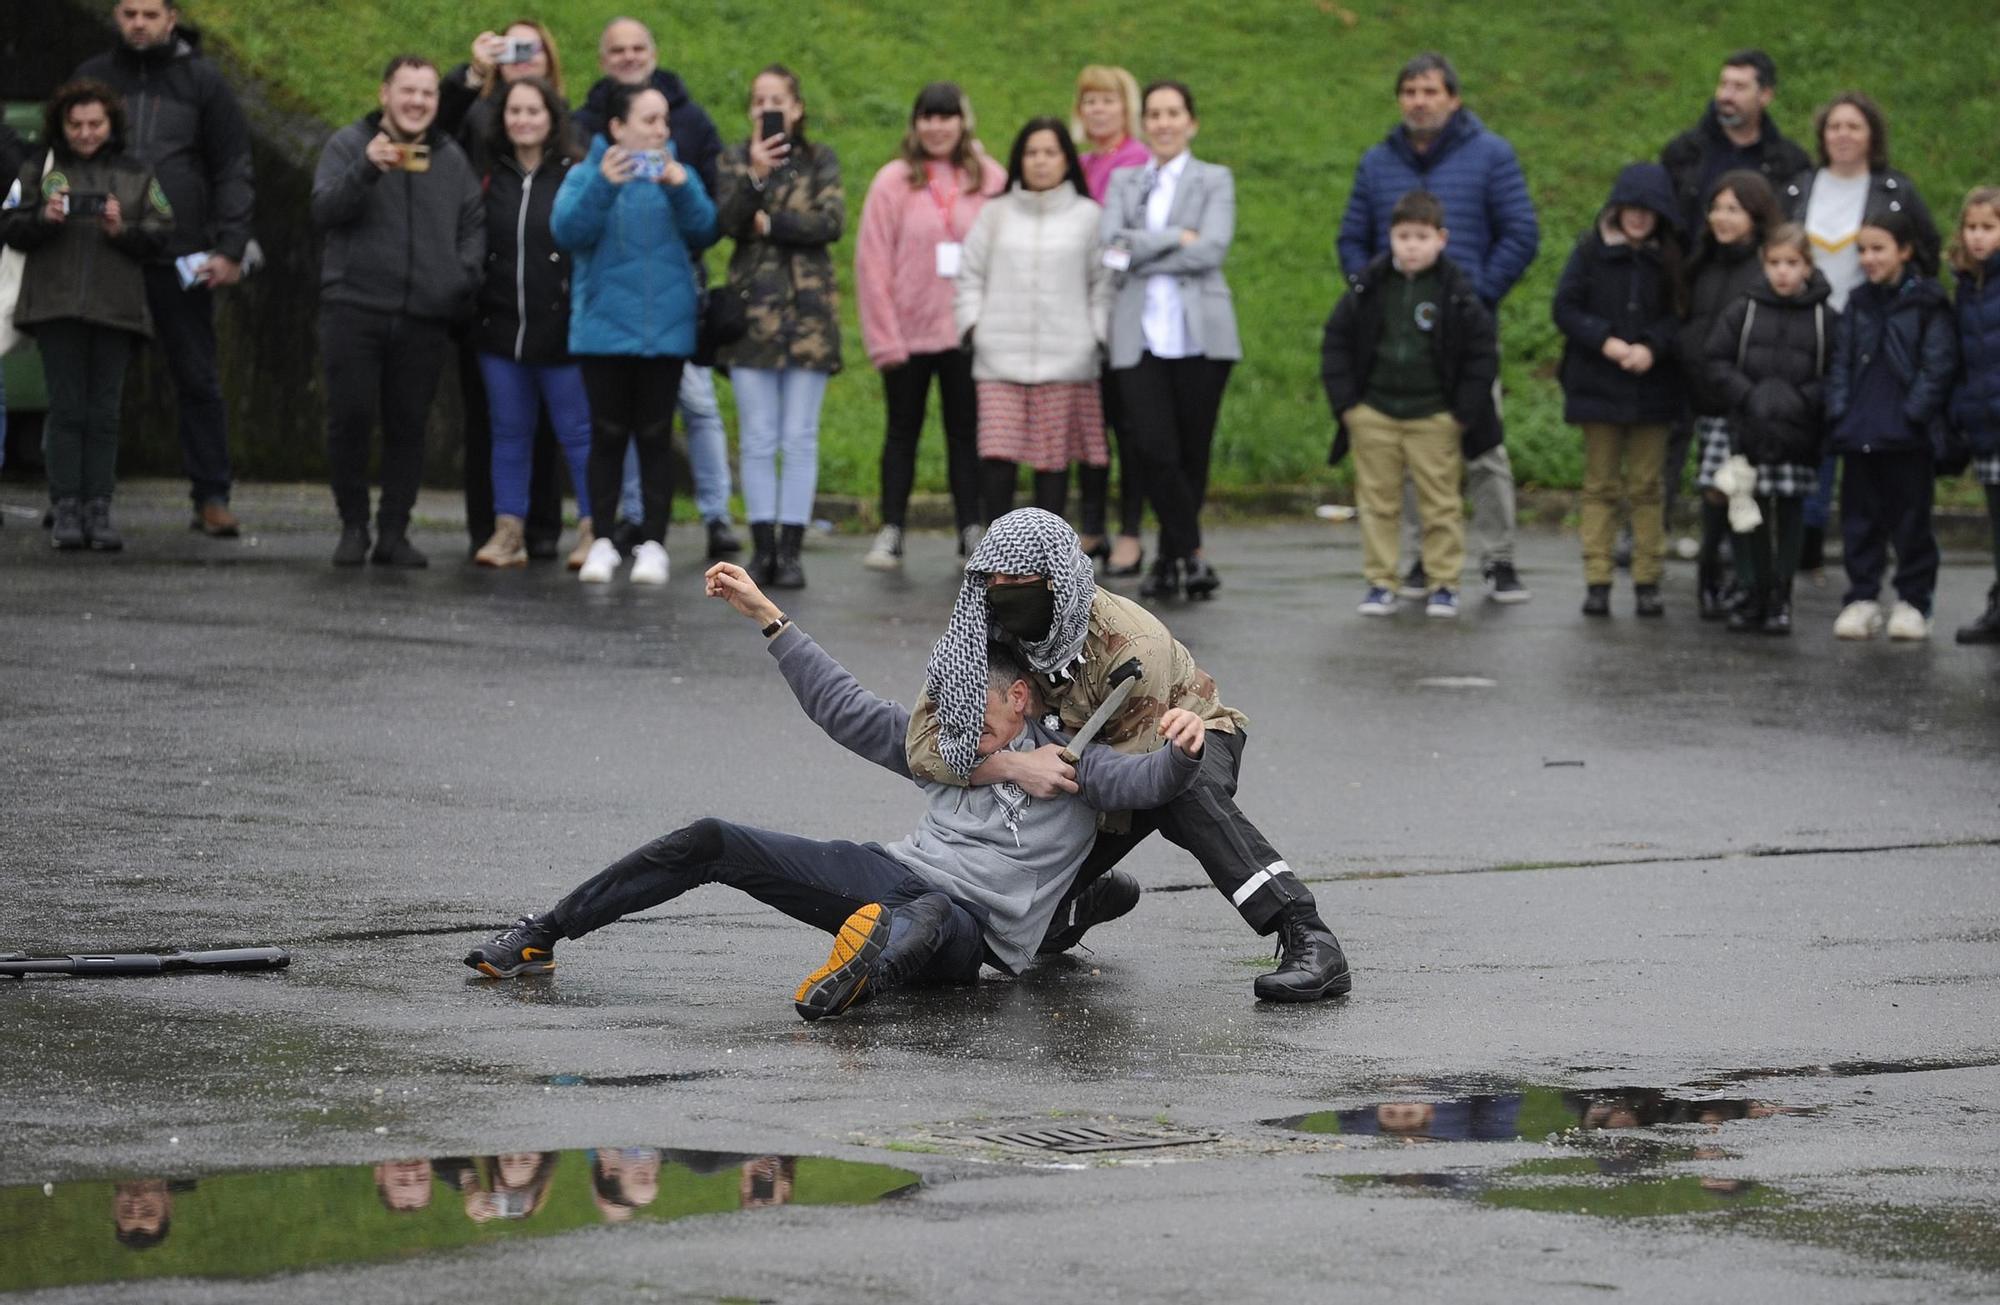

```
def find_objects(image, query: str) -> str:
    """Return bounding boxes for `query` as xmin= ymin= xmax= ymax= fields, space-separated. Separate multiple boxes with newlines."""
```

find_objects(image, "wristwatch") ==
xmin=761 ymin=614 xmax=790 ymax=638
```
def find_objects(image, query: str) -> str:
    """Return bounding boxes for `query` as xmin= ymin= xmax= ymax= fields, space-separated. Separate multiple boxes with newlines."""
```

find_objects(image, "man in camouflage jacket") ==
xmin=905 ymin=509 xmax=1353 ymax=1002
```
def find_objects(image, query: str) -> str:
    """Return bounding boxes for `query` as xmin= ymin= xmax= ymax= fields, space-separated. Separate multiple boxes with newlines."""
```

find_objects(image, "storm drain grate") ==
xmin=959 ymin=1125 xmax=1214 ymax=1154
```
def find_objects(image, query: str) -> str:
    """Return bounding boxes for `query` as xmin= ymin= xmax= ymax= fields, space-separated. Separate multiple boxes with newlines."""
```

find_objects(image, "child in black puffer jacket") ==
xmin=1703 ymin=224 xmax=1833 ymax=635
xmin=1679 ymin=169 xmax=1785 ymax=619
xmin=1824 ymin=208 xmax=1959 ymax=641
xmin=1947 ymin=186 xmax=2000 ymax=645
xmin=1553 ymin=162 xmax=1685 ymax=617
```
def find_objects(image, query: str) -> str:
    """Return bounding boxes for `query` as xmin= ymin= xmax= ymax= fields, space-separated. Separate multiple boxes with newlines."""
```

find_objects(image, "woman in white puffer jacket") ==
xmin=955 ymin=117 xmax=1114 ymax=526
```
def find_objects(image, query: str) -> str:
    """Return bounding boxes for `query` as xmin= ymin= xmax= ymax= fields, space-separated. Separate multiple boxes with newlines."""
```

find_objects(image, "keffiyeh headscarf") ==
xmin=925 ymin=509 xmax=1098 ymax=780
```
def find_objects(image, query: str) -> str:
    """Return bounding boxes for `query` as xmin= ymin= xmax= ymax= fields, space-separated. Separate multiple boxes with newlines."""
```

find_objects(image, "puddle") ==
xmin=1268 ymin=1084 xmax=1815 ymax=1143
xmin=1338 ymin=1169 xmax=1778 ymax=1217
xmin=0 ymin=1145 xmax=919 ymax=1292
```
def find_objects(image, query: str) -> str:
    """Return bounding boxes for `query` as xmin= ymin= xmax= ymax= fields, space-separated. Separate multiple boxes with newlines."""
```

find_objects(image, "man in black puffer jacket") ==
xmin=75 ymin=0 xmax=255 ymax=536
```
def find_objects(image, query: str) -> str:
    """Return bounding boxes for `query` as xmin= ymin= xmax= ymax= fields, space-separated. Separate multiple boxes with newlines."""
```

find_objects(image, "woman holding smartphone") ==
xmin=2 ymin=79 xmax=173 ymax=552
xmin=854 ymin=82 xmax=1006 ymax=571
xmin=551 ymin=82 xmax=716 ymax=585
xmin=1100 ymin=80 xmax=1239 ymax=600
xmin=714 ymin=64 xmax=844 ymax=589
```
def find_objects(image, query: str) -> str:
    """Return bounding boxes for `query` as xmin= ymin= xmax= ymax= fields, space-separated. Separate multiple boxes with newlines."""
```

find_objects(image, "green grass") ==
xmin=189 ymin=0 xmax=2000 ymax=496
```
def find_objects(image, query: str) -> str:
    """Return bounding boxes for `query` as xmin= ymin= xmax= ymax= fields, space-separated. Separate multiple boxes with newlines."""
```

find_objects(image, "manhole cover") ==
xmin=957 ymin=1125 xmax=1214 ymax=1155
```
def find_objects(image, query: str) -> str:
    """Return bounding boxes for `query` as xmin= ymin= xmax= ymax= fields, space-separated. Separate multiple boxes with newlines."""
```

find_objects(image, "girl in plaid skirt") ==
xmin=1680 ymin=170 xmax=1785 ymax=618
xmin=1702 ymin=224 xmax=1833 ymax=634
xmin=1948 ymin=187 xmax=2000 ymax=644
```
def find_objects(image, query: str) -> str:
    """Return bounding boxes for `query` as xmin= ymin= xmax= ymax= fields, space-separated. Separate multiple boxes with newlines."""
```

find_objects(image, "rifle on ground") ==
xmin=0 ymin=947 xmax=291 ymax=977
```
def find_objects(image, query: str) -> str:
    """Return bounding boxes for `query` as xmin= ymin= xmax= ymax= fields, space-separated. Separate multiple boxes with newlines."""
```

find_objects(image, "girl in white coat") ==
xmin=955 ymin=118 xmax=1113 ymax=523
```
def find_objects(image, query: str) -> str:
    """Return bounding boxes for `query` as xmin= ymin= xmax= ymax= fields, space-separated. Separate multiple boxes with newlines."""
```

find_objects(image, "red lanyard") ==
xmin=926 ymin=165 xmax=962 ymax=238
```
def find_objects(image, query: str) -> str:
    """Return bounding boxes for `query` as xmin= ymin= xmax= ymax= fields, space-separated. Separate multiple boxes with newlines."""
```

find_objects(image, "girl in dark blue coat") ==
xmin=1948 ymin=187 xmax=2000 ymax=644
xmin=1553 ymin=163 xmax=1684 ymax=617
xmin=1823 ymin=209 xmax=1958 ymax=640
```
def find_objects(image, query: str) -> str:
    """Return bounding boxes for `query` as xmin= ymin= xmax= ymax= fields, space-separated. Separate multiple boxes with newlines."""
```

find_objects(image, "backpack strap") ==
xmin=1736 ymin=300 xmax=1757 ymax=372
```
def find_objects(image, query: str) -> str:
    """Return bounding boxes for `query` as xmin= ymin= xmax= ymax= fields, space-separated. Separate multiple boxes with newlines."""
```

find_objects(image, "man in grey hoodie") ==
xmin=465 ymin=561 xmax=1205 ymax=1022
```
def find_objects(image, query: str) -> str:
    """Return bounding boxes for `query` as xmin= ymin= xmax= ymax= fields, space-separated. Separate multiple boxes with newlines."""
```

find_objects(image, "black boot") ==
xmin=1957 ymin=583 xmax=2000 ymax=645
xmin=1761 ymin=591 xmax=1793 ymax=636
xmin=371 ymin=529 xmax=429 ymax=568
xmin=1697 ymin=562 xmax=1727 ymax=620
xmin=49 ymin=498 xmax=86 ymax=551
xmin=81 ymin=498 xmax=123 ymax=552
xmin=1139 ymin=555 xmax=1181 ymax=600
xmin=1581 ymin=583 xmax=1611 ymax=617
xmin=747 ymin=521 xmax=777 ymax=585
xmin=1037 ymin=870 xmax=1142 ymax=956
xmin=332 ymin=523 xmax=370 ymax=566
xmin=1633 ymin=583 xmax=1664 ymax=617
xmin=1252 ymin=904 xmax=1352 ymax=1002
xmin=705 ymin=519 xmax=742 ymax=559
xmin=1726 ymin=591 xmax=1766 ymax=633
xmin=1182 ymin=556 xmax=1221 ymax=599
xmin=771 ymin=524 xmax=806 ymax=589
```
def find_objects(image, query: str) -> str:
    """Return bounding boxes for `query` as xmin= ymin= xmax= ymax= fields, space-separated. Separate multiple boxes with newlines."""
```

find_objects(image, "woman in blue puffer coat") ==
xmin=551 ymin=81 xmax=716 ymax=585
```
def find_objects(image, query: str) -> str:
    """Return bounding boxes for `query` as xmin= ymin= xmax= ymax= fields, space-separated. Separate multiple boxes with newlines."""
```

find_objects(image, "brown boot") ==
xmin=474 ymin=515 xmax=528 ymax=568
xmin=566 ymin=517 xmax=596 ymax=571
xmin=191 ymin=500 xmax=241 ymax=537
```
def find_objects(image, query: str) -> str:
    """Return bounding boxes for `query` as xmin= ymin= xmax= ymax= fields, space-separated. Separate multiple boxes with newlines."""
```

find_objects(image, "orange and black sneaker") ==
xmin=794 ymin=903 xmax=893 ymax=1022
xmin=465 ymin=916 xmax=559 ymax=979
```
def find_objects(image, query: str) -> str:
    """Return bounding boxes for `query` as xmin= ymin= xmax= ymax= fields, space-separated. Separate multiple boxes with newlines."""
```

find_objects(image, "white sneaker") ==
xmin=577 ymin=537 xmax=621 ymax=584
xmin=1885 ymin=601 xmax=1932 ymax=641
xmin=1833 ymin=600 xmax=1883 ymax=640
xmin=863 ymin=524 xmax=904 ymax=571
xmin=629 ymin=540 xmax=669 ymax=585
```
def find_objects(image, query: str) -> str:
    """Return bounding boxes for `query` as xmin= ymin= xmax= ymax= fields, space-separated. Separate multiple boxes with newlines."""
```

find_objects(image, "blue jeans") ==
xmin=734 ymin=366 xmax=829 ymax=525
xmin=543 ymin=817 xmax=986 ymax=985
xmin=615 ymin=363 xmax=734 ymax=525
xmin=477 ymin=355 xmax=593 ymax=521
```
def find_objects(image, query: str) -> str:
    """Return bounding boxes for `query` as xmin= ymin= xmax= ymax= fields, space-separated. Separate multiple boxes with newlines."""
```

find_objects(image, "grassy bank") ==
xmin=188 ymin=0 xmax=2000 ymax=498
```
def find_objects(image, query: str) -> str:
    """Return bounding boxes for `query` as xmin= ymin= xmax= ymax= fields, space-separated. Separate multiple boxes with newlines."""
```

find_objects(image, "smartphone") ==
xmin=759 ymin=109 xmax=785 ymax=144
xmin=65 ymin=192 xmax=109 ymax=217
xmin=495 ymin=37 xmax=541 ymax=66
xmin=397 ymin=143 xmax=432 ymax=173
xmin=629 ymin=149 xmax=668 ymax=182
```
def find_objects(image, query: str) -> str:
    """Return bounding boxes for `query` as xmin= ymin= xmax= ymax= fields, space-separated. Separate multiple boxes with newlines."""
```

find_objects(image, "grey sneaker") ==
xmin=958 ymin=523 xmax=986 ymax=558
xmin=863 ymin=524 xmax=904 ymax=571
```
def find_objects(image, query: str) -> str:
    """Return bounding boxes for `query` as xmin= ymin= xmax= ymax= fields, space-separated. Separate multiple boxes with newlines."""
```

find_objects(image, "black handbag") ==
xmin=696 ymin=281 xmax=750 ymax=367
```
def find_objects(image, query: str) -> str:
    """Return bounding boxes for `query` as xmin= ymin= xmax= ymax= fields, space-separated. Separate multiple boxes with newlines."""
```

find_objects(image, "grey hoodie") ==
xmin=768 ymin=625 xmax=1198 ymax=973
xmin=311 ymin=112 xmax=483 ymax=322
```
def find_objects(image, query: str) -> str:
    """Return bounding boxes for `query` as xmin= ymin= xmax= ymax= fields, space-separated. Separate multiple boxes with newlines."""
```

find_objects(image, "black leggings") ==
xmin=880 ymin=350 xmax=981 ymax=531
xmin=1736 ymin=495 xmax=1805 ymax=598
xmin=580 ymin=356 xmax=685 ymax=544
xmin=1114 ymin=354 xmax=1232 ymax=561
xmin=979 ymin=459 xmax=1070 ymax=523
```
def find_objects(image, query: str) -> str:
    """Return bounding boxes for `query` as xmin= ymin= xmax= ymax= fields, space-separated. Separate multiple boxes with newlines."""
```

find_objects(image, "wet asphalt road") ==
xmin=3 ymin=481 xmax=1998 ymax=1303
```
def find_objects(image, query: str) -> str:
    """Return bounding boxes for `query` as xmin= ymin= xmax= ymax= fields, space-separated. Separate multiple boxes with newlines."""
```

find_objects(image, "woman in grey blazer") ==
xmin=1100 ymin=80 xmax=1239 ymax=599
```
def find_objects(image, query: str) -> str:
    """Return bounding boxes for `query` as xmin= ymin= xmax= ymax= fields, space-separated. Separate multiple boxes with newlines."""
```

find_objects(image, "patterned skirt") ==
xmin=1694 ymin=415 xmax=1818 ymax=499
xmin=1976 ymin=453 xmax=2000 ymax=486
xmin=976 ymin=380 xmax=1108 ymax=472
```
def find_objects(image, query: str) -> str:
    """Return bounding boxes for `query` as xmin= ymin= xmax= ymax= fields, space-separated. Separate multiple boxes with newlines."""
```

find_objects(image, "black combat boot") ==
xmin=82 ymin=498 xmax=123 ymax=552
xmin=1038 ymin=870 xmax=1142 ymax=955
xmin=1957 ymin=584 xmax=2000 ymax=645
xmin=1252 ymin=903 xmax=1352 ymax=1002
xmin=771 ymin=523 xmax=806 ymax=589
xmin=747 ymin=521 xmax=777 ymax=585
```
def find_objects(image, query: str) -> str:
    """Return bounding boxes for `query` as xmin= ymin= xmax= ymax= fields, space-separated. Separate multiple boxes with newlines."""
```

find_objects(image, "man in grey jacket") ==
xmin=311 ymin=55 xmax=483 ymax=568
xmin=465 ymin=561 xmax=1205 ymax=1022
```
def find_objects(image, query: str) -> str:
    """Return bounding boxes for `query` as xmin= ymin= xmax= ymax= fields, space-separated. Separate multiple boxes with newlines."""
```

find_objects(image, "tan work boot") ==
xmin=566 ymin=517 xmax=596 ymax=571
xmin=474 ymin=515 xmax=529 ymax=568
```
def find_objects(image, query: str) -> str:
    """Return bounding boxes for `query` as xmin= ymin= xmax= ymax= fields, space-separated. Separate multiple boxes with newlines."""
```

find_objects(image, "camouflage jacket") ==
xmin=905 ymin=589 xmax=1245 ymax=831
xmin=714 ymin=139 xmax=844 ymax=372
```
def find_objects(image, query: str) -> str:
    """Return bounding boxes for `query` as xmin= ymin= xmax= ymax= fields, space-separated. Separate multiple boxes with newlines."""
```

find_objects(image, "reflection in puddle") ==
xmin=1 ymin=1146 xmax=919 ymax=1292
xmin=1268 ymin=1084 xmax=1815 ymax=1143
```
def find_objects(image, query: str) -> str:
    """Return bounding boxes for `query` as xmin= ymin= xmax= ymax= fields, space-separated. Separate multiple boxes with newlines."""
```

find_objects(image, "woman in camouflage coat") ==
xmin=715 ymin=64 xmax=844 ymax=589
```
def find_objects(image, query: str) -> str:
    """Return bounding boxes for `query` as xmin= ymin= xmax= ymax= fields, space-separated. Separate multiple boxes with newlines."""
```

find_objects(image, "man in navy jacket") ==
xmin=1337 ymin=53 xmax=1540 ymax=604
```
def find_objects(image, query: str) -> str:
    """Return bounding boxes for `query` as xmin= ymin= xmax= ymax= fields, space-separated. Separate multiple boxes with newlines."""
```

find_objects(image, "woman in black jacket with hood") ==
xmin=1553 ymin=162 xmax=1684 ymax=617
xmin=470 ymin=78 xmax=595 ymax=569
xmin=1703 ymin=224 xmax=1834 ymax=634
xmin=1679 ymin=169 xmax=1785 ymax=617
xmin=2 ymin=80 xmax=174 ymax=552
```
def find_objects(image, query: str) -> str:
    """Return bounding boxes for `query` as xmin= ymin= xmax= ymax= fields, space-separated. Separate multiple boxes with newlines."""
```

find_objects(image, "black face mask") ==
xmin=988 ymin=581 xmax=1056 ymax=642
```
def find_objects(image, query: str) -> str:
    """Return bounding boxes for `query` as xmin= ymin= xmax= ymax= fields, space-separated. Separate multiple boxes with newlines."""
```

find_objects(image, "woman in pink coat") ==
xmin=855 ymin=82 xmax=1005 ymax=571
